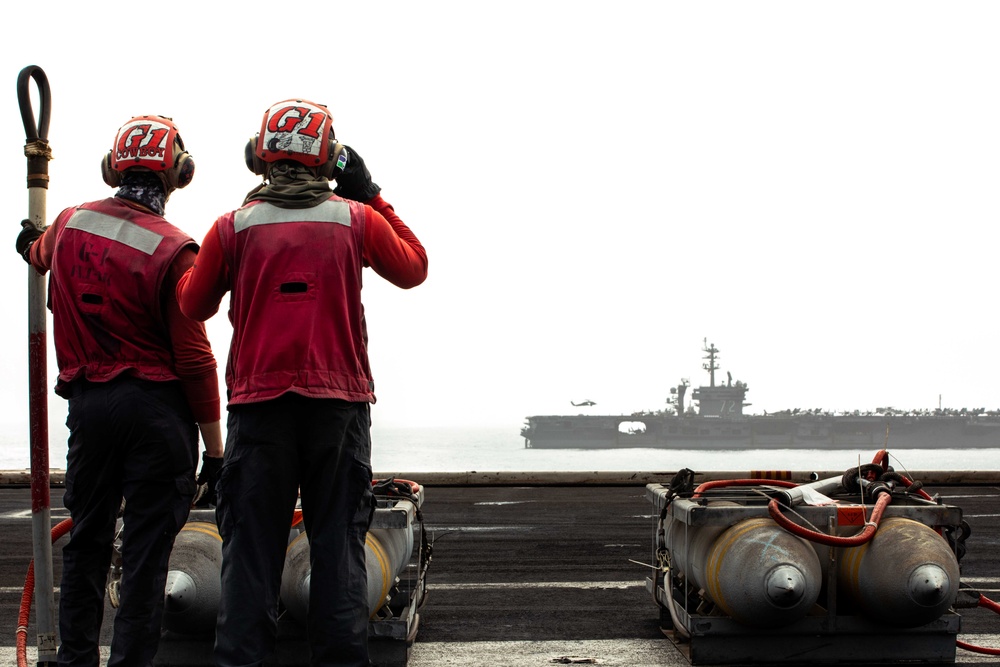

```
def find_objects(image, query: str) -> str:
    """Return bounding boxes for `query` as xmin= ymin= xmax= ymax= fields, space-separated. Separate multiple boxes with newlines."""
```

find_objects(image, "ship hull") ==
xmin=521 ymin=414 xmax=1000 ymax=449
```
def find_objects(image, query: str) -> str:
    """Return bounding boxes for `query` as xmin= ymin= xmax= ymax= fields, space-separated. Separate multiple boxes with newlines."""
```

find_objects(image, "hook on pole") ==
xmin=17 ymin=65 xmax=51 ymax=142
xmin=17 ymin=66 xmax=52 ymax=193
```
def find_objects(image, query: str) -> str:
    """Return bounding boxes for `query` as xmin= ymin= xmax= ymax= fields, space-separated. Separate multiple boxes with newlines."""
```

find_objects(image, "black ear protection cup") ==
xmin=165 ymin=149 xmax=195 ymax=190
xmin=101 ymin=151 xmax=122 ymax=188
xmin=165 ymin=133 xmax=194 ymax=190
xmin=245 ymin=135 xmax=266 ymax=175
xmin=319 ymin=142 xmax=346 ymax=180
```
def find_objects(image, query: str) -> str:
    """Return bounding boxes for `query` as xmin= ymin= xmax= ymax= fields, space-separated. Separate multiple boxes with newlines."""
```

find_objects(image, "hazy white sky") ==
xmin=2 ymin=2 xmax=999 ymax=453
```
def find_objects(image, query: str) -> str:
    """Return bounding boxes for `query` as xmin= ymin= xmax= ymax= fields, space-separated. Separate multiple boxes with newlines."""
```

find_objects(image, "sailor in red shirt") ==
xmin=14 ymin=115 xmax=224 ymax=666
xmin=176 ymin=99 xmax=426 ymax=667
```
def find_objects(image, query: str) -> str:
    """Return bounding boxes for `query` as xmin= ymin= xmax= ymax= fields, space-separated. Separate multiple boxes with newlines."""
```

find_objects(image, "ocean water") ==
xmin=4 ymin=423 xmax=997 ymax=474
xmin=367 ymin=425 xmax=1000 ymax=475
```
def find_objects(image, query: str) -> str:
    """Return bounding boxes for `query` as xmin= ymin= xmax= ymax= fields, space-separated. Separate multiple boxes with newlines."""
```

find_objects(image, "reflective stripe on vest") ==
xmin=234 ymin=199 xmax=352 ymax=233
xmin=65 ymin=209 xmax=164 ymax=256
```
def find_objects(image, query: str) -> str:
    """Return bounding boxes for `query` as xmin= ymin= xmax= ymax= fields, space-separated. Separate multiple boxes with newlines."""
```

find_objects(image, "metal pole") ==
xmin=17 ymin=64 xmax=57 ymax=667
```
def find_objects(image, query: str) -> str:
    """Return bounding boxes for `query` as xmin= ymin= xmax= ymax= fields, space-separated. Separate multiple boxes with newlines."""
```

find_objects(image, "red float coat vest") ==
xmin=47 ymin=197 xmax=196 ymax=396
xmin=216 ymin=195 xmax=374 ymax=405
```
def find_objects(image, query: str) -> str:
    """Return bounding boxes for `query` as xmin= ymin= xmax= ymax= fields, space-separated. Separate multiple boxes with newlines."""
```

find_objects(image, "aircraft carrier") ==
xmin=522 ymin=342 xmax=1000 ymax=450
xmin=1 ymin=466 xmax=999 ymax=666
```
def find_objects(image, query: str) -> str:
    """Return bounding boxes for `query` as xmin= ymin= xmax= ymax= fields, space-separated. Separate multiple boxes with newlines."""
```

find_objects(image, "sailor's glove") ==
xmin=194 ymin=452 xmax=224 ymax=507
xmin=16 ymin=219 xmax=43 ymax=264
xmin=333 ymin=146 xmax=382 ymax=202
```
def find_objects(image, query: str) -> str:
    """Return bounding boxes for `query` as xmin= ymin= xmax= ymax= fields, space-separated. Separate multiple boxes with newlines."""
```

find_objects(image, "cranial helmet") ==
xmin=244 ymin=99 xmax=347 ymax=180
xmin=101 ymin=115 xmax=195 ymax=191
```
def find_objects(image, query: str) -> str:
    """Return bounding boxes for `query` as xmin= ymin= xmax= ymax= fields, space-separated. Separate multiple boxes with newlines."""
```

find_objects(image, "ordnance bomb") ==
xmin=280 ymin=526 xmax=414 ymax=624
xmin=162 ymin=521 xmax=223 ymax=635
xmin=838 ymin=516 xmax=960 ymax=627
xmin=665 ymin=505 xmax=823 ymax=628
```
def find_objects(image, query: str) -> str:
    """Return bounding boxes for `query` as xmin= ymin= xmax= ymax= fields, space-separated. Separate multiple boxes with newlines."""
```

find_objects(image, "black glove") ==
xmin=194 ymin=452 xmax=223 ymax=507
xmin=333 ymin=146 xmax=382 ymax=202
xmin=16 ymin=219 xmax=43 ymax=264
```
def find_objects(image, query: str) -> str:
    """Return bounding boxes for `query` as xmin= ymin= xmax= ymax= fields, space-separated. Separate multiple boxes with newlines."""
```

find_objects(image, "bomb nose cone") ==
xmin=908 ymin=564 xmax=952 ymax=607
xmin=164 ymin=571 xmax=196 ymax=613
xmin=765 ymin=565 xmax=807 ymax=608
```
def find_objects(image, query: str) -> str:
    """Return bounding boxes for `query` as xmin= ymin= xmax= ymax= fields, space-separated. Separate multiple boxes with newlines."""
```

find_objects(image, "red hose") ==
xmin=895 ymin=474 xmax=934 ymax=502
xmin=690 ymin=477 xmax=893 ymax=547
xmin=956 ymin=593 xmax=1000 ymax=655
xmin=871 ymin=449 xmax=890 ymax=471
xmin=979 ymin=594 xmax=1000 ymax=615
xmin=869 ymin=449 xmax=934 ymax=501
xmin=691 ymin=462 xmax=919 ymax=547
xmin=16 ymin=561 xmax=33 ymax=667
xmin=692 ymin=478 xmax=798 ymax=498
xmin=769 ymin=492 xmax=892 ymax=547
xmin=18 ymin=518 xmax=72 ymax=667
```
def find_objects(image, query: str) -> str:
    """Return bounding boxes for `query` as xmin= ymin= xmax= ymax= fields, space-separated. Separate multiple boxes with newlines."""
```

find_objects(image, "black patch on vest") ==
xmin=280 ymin=282 xmax=308 ymax=294
xmin=81 ymin=293 xmax=104 ymax=305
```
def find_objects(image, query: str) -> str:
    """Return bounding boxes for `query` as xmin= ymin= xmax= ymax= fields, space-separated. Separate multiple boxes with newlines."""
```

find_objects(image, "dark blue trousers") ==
xmin=58 ymin=377 xmax=197 ymax=667
xmin=214 ymin=395 xmax=375 ymax=667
